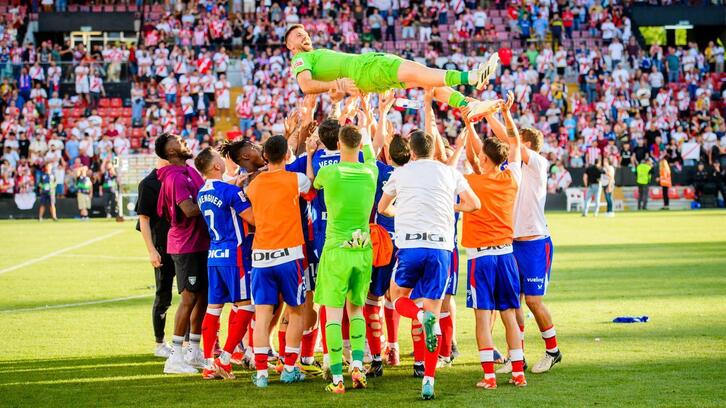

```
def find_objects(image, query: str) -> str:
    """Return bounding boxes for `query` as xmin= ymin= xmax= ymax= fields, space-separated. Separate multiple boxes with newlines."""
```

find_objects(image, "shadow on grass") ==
xmin=0 ymin=354 xmax=724 ymax=407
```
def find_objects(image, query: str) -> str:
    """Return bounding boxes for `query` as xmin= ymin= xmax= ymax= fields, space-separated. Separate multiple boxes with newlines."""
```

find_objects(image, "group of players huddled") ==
xmin=137 ymin=25 xmax=561 ymax=401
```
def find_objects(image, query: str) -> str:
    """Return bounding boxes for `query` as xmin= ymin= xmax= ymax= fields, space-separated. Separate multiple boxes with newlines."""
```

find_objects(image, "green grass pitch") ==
xmin=1 ymin=211 xmax=725 ymax=407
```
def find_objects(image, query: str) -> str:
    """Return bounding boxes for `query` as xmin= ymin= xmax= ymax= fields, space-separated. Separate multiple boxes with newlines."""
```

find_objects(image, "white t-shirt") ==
xmin=513 ymin=150 xmax=550 ymax=238
xmin=382 ymin=159 xmax=470 ymax=251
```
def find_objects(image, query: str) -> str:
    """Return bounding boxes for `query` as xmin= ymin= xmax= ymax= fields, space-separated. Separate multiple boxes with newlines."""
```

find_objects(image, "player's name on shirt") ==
xmin=198 ymin=192 xmax=224 ymax=207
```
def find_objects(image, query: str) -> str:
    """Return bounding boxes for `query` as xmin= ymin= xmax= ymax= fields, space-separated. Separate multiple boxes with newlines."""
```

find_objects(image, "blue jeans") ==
xmin=583 ymin=185 xmax=602 ymax=216
xmin=668 ymin=69 xmax=679 ymax=83
xmin=132 ymin=99 xmax=145 ymax=125
xmin=603 ymin=187 xmax=613 ymax=213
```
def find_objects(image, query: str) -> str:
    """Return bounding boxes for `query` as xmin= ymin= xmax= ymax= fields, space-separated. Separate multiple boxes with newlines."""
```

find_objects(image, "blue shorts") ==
xmin=410 ymin=246 xmax=459 ymax=299
xmin=208 ymin=264 xmax=251 ymax=304
xmin=303 ymin=238 xmax=318 ymax=292
xmin=446 ymin=247 xmax=460 ymax=295
xmin=393 ymin=248 xmax=451 ymax=301
xmin=251 ymin=259 xmax=306 ymax=307
xmin=370 ymin=245 xmax=398 ymax=297
xmin=513 ymin=237 xmax=554 ymax=297
xmin=466 ymin=252 xmax=520 ymax=311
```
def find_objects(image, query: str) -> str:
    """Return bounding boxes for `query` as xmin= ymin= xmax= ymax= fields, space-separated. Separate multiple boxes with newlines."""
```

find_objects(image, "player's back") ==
xmin=387 ymin=159 xmax=463 ymax=251
xmin=197 ymin=179 xmax=247 ymax=265
xmin=373 ymin=160 xmax=395 ymax=233
xmin=462 ymin=164 xmax=521 ymax=248
xmin=318 ymin=160 xmax=377 ymax=249
xmin=513 ymin=150 xmax=550 ymax=238
xmin=247 ymin=170 xmax=304 ymax=250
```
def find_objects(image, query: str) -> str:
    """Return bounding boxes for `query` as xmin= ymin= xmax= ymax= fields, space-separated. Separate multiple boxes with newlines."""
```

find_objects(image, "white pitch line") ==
xmin=0 ymin=230 xmax=124 ymax=276
xmin=57 ymin=254 xmax=147 ymax=261
xmin=0 ymin=294 xmax=153 ymax=314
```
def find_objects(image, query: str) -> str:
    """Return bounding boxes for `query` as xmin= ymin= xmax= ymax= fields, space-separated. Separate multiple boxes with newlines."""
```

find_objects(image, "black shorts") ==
xmin=39 ymin=194 xmax=55 ymax=206
xmin=171 ymin=251 xmax=208 ymax=294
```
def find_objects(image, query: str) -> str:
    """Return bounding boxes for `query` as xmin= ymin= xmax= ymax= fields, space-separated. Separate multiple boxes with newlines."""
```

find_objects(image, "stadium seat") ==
xmin=99 ymin=98 xmax=110 ymax=108
xmin=130 ymin=137 xmax=141 ymax=149
xmin=683 ymin=187 xmax=696 ymax=200
xmin=649 ymin=187 xmax=663 ymax=200
xmin=111 ymin=98 xmax=122 ymax=107
xmin=668 ymin=187 xmax=680 ymax=199
xmin=122 ymin=107 xmax=132 ymax=117
xmin=566 ymin=188 xmax=585 ymax=212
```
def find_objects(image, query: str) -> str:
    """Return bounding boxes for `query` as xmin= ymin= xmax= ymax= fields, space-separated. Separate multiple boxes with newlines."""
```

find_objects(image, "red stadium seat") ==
xmin=668 ymin=187 xmax=680 ymax=199
xmin=103 ymin=5 xmax=114 ymax=12
xmin=132 ymin=128 xmax=144 ymax=138
xmin=122 ymin=107 xmax=132 ymax=117
xmin=130 ymin=137 xmax=141 ymax=149
xmin=111 ymin=98 xmax=122 ymax=107
xmin=683 ymin=187 xmax=696 ymax=200
xmin=99 ymin=98 xmax=110 ymax=108
xmin=649 ymin=187 xmax=663 ymax=200
xmin=71 ymin=108 xmax=83 ymax=117
xmin=92 ymin=5 xmax=102 ymax=12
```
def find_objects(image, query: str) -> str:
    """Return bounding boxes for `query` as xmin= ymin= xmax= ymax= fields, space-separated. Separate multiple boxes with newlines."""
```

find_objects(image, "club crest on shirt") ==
xmin=188 ymin=276 xmax=197 ymax=285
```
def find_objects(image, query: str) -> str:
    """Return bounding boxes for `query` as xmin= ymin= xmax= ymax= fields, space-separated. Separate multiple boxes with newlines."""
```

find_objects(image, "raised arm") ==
xmin=305 ymin=133 xmax=319 ymax=184
xmin=500 ymin=91 xmax=522 ymax=164
xmin=424 ymin=89 xmax=447 ymax=163
xmin=374 ymin=91 xmax=395 ymax=157
xmin=460 ymin=107 xmax=483 ymax=174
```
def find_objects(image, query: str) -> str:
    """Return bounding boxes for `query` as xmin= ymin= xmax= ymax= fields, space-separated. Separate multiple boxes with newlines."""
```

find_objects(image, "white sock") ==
xmin=416 ymin=310 xmax=424 ymax=324
xmin=301 ymin=356 xmax=314 ymax=365
xmin=351 ymin=360 xmax=363 ymax=370
xmin=387 ymin=342 xmax=399 ymax=349
xmin=172 ymin=335 xmax=184 ymax=359
xmin=332 ymin=374 xmax=343 ymax=384
xmin=189 ymin=333 xmax=201 ymax=352
xmin=423 ymin=376 xmax=435 ymax=386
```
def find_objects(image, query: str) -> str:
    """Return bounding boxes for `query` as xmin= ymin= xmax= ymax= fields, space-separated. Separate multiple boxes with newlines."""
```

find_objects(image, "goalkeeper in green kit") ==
xmin=305 ymin=113 xmax=378 ymax=394
xmin=285 ymin=24 xmax=500 ymax=122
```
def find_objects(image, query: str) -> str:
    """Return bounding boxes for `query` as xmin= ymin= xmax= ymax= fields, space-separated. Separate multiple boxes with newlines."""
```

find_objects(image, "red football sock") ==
xmin=254 ymin=347 xmax=269 ymax=371
xmin=201 ymin=309 xmax=221 ymax=359
xmin=394 ymin=297 xmax=421 ymax=320
xmin=439 ymin=313 xmax=453 ymax=358
xmin=284 ymin=346 xmax=300 ymax=368
xmin=342 ymin=308 xmax=350 ymax=342
xmin=511 ymin=348 xmax=525 ymax=374
xmin=423 ymin=335 xmax=442 ymax=377
xmin=300 ymin=327 xmax=318 ymax=359
xmin=224 ymin=308 xmax=253 ymax=354
xmin=364 ymin=303 xmax=382 ymax=356
xmin=384 ymin=302 xmax=400 ymax=344
xmin=247 ymin=318 xmax=255 ymax=349
xmin=319 ymin=306 xmax=328 ymax=354
xmin=278 ymin=330 xmax=286 ymax=360
xmin=479 ymin=348 xmax=495 ymax=376
xmin=411 ymin=321 xmax=425 ymax=362
xmin=541 ymin=326 xmax=558 ymax=353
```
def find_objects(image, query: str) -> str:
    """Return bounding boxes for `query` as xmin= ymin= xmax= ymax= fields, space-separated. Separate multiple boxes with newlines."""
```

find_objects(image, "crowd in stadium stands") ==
xmin=0 ymin=0 xmax=725 ymax=211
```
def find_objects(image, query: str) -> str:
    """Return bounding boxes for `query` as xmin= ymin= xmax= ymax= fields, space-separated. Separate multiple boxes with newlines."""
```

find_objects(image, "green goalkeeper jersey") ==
xmin=291 ymin=49 xmax=405 ymax=93
xmin=313 ymin=144 xmax=378 ymax=249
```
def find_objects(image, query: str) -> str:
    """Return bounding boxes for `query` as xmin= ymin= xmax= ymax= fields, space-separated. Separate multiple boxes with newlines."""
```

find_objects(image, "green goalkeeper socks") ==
xmin=445 ymin=70 xmax=469 ymax=87
xmin=349 ymin=315 xmax=366 ymax=365
xmin=447 ymin=91 xmax=469 ymax=109
xmin=326 ymin=322 xmax=344 ymax=376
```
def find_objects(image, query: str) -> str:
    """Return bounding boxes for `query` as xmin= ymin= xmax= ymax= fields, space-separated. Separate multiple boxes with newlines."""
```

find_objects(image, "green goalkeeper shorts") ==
xmin=350 ymin=53 xmax=407 ymax=93
xmin=314 ymin=246 xmax=373 ymax=308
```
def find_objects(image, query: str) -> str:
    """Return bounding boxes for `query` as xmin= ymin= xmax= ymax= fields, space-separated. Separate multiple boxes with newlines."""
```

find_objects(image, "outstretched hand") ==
xmin=337 ymin=78 xmax=361 ymax=96
xmin=379 ymin=90 xmax=395 ymax=114
xmin=305 ymin=133 xmax=320 ymax=156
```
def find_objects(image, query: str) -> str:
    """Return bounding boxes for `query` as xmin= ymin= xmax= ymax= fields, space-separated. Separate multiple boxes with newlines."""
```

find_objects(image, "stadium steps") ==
xmin=213 ymin=87 xmax=242 ymax=137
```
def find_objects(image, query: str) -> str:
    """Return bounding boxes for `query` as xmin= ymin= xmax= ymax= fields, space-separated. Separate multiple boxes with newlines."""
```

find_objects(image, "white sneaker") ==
xmin=531 ymin=352 xmax=562 ymax=374
xmin=466 ymin=99 xmax=500 ymax=122
xmin=154 ymin=342 xmax=173 ymax=358
xmin=184 ymin=347 xmax=206 ymax=369
xmin=496 ymin=359 xmax=512 ymax=374
xmin=472 ymin=53 xmax=500 ymax=90
xmin=164 ymin=355 xmax=198 ymax=374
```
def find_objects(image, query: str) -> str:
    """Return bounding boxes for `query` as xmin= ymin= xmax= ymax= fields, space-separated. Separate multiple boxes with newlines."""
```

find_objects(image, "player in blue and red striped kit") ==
xmin=195 ymin=147 xmax=256 ymax=380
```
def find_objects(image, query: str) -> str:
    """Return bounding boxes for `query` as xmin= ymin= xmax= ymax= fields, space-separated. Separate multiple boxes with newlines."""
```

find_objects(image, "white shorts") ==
xmin=76 ymin=81 xmax=89 ymax=94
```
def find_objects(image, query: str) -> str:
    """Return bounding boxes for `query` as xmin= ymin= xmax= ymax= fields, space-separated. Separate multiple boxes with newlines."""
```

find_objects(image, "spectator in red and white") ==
xmin=214 ymin=73 xmax=231 ymax=115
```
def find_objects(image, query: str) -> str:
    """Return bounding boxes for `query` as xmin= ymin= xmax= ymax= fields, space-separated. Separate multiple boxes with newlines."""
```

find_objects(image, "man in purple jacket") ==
xmin=155 ymin=133 xmax=210 ymax=374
